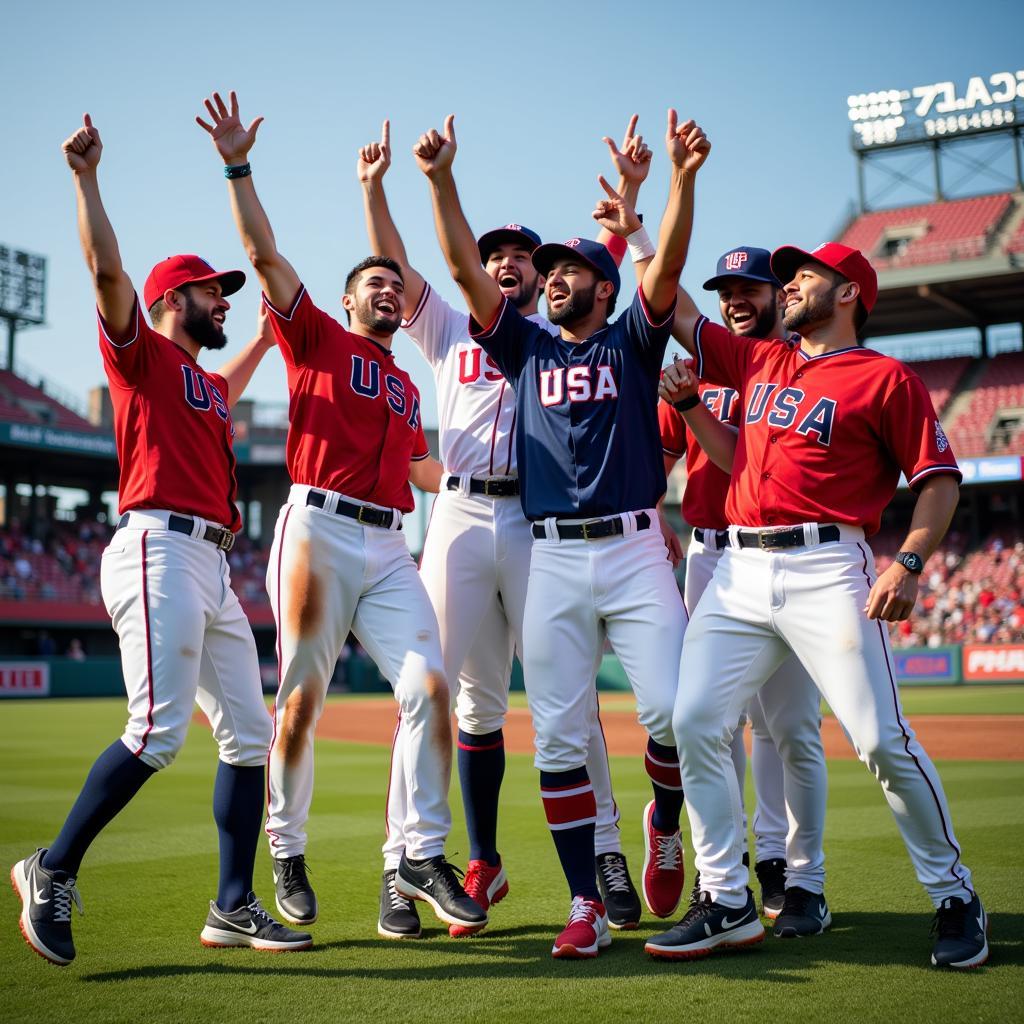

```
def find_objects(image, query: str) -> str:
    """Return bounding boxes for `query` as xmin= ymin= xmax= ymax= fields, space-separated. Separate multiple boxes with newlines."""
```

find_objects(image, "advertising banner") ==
xmin=963 ymin=644 xmax=1024 ymax=682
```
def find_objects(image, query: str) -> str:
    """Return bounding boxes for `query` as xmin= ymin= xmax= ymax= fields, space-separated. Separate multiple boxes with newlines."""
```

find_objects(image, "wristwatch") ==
xmin=895 ymin=551 xmax=924 ymax=574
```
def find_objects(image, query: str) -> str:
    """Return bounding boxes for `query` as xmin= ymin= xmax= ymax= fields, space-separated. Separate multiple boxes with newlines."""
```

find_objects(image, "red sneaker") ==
xmin=448 ymin=859 xmax=508 ymax=938
xmin=642 ymin=799 xmax=684 ymax=918
xmin=552 ymin=897 xmax=611 ymax=959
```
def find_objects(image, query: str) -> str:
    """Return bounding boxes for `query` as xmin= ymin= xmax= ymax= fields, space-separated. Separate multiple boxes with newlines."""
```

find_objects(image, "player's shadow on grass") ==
xmin=81 ymin=912 xmax=1022 ymax=983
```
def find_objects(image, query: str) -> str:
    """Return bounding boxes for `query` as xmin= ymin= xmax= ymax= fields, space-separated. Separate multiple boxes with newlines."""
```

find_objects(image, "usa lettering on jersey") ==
xmin=182 ymin=365 xmax=232 ymax=432
xmin=539 ymin=365 xmax=619 ymax=406
xmin=745 ymin=383 xmax=837 ymax=446
xmin=701 ymin=386 xmax=740 ymax=423
xmin=350 ymin=354 xmax=421 ymax=428
xmin=457 ymin=345 xmax=504 ymax=385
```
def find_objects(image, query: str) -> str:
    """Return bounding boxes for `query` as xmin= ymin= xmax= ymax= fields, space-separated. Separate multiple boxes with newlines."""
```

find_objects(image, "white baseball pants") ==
xmin=524 ymin=514 xmax=683 ymax=772
xmin=685 ymin=534 xmax=827 ymax=888
xmin=101 ymin=512 xmax=271 ymax=771
xmin=265 ymin=486 xmax=448 ymax=862
xmin=674 ymin=529 xmax=975 ymax=908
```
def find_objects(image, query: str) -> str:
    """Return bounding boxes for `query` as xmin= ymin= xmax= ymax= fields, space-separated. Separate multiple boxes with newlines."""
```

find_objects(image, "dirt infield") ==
xmin=315 ymin=700 xmax=1024 ymax=761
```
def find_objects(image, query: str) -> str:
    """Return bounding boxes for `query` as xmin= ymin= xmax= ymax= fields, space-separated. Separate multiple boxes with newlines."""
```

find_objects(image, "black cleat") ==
xmin=773 ymin=886 xmax=831 ymax=937
xmin=596 ymin=851 xmax=642 ymax=930
xmin=11 ymin=849 xmax=82 ymax=966
xmin=754 ymin=857 xmax=787 ymax=919
xmin=395 ymin=853 xmax=487 ymax=933
xmin=378 ymin=869 xmax=421 ymax=939
xmin=200 ymin=892 xmax=313 ymax=951
xmin=645 ymin=888 xmax=765 ymax=959
xmin=931 ymin=894 xmax=988 ymax=969
xmin=272 ymin=854 xmax=318 ymax=925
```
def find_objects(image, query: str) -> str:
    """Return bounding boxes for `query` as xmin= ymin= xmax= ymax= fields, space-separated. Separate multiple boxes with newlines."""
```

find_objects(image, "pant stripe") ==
xmin=133 ymin=530 xmax=156 ymax=758
xmin=384 ymin=710 xmax=401 ymax=840
xmin=856 ymin=542 xmax=972 ymax=897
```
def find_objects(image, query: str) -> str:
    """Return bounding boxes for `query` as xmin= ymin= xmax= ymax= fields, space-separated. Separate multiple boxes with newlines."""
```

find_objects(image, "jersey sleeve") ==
xmin=97 ymin=294 xmax=149 ymax=387
xmin=658 ymin=397 xmax=687 ymax=458
xmin=262 ymin=284 xmax=328 ymax=367
xmin=692 ymin=315 xmax=755 ymax=389
xmin=400 ymin=282 xmax=468 ymax=366
xmin=468 ymin=297 xmax=535 ymax=380
xmin=618 ymin=287 xmax=677 ymax=368
xmin=410 ymin=420 xmax=430 ymax=461
xmin=879 ymin=373 xmax=962 ymax=490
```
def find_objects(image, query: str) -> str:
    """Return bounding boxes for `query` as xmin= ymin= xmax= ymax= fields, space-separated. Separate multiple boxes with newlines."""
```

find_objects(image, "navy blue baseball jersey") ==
xmin=470 ymin=288 xmax=675 ymax=520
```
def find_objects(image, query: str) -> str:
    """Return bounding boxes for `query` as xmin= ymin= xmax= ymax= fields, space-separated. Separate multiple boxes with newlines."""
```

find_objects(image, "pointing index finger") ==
xmin=444 ymin=114 xmax=456 ymax=143
xmin=381 ymin=119 xmax=390 ymax=149
xmin=621 ymin=113 xmax=638 ymax=148
xmin=597 ymin=174 xmax=620 ymax=199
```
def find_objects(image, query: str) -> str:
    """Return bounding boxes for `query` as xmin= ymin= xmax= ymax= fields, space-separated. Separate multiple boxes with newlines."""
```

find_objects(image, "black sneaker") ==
xmin=931 ymin=893 xmax=988 ymax=969
xmin=378 ymin=869 xmax=421 ymax=939
xmin=773 ymin=886 xmax=831 ymax=937
xmin=754 ymin=858 xmax=787 ymax=919
xmin=272 ymin=854 xmax=317 ymax=925
xmin=688 ymin=870 xmax=702 ymax=909
xmin=11 ymin=849 xmax=83 ymax=966
xmin=395 ymin=853 xmax=488 ymax=933
xmin=596 ymin=852 xmax=642 ymax=930
xmin=645 ymin=888 xmax=765 ymax=959
xmin=200 ymin=892 xmax=313 ymax=951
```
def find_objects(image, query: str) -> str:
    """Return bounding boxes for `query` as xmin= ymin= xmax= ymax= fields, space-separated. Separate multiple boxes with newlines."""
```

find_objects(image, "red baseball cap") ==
xmin=770 ymin=242 xmax=878 ymax=314
xmin=142 ymin=254 xmax=246 ymax=311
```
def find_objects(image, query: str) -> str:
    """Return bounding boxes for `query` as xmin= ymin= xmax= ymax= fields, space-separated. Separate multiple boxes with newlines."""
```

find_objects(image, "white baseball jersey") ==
xmin=402 ymin=283 xmax=557 ymax=476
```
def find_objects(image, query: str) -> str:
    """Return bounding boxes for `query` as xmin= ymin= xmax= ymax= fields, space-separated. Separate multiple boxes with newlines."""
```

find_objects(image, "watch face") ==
xmin=899 ymin=552 xmax=924 ymax=573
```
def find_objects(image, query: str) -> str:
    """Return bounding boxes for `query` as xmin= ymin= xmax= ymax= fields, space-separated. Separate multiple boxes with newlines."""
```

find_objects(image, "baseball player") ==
xmin=357 ymin=119 xmax=650 ymax=934
xmin=415 ymin=110 xmax=710 ymax=959
xmin=197 ymin=91 xmax=485 ymax=938
xmin=657 ymin=247 xmax=829 ymax=922
xmin=645 ymin=234 xmax=987 ymax=969
xmin=12 ymin=114 xmax=313 ymax=967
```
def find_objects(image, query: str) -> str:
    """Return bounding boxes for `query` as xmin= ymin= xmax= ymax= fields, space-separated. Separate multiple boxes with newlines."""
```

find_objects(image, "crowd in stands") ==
xmin=3 ymin=517 xmax=1022 ymax=649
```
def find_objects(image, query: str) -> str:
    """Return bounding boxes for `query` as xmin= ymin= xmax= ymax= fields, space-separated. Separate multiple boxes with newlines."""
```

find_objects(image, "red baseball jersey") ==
xmin=658 ymin=385 xmax=739 ymax=531
xmin=692 ymin=315 xmax=961 ymax=536
xmin=263 ymin=285 xmax=428 ymax=512
xmin=99 ymin=297 xmax=242 ymax=531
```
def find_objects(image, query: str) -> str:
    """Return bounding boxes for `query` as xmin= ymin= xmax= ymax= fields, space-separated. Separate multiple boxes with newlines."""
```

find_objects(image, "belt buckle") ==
xmin=356 ymin=505 xmax=375 ymax=526
xmin=483 ymin=478 xmax=500 ymax=497
xmin=217 ymin=530 xmax=235 ymax=552
xmin=757 ymin=528 xmax=783 ymax=552
xmin=581 ymin=519 xmax=602 ymax=541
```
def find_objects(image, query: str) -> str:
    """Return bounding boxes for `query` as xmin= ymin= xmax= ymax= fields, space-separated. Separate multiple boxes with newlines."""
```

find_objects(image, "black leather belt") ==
xmin=532 ymin=511 xmax=651 ymax=541
xmin=693 ymin=527 xmax=728 ymax=547
xmin=446 ymin=475 xmax=520 ymax=497
xmin=306 ymin=490 xmax=401 ymax=530
xmin=734 ymin=525 xmax=840 ymax=550
xmin=117 ymin=512 xmax=235 ymax=551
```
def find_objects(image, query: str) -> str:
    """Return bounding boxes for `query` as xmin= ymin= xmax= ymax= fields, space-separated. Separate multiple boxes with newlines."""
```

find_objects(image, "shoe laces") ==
xmin=932 ymin=896 xmax=970 ymax=939
xmin=463 ymin=863 xmax=491 ymax=903
xmin=675 ymin=891 xmax=715 ymax=927
xmin=597 ymin=853 xmax=631 ymax=894
xmin=566 ymin=895 xmax=598 ymax=925
xmin=385 ymin=871 xmax=413 ymax=912
xmin=52 ymin=876 xmax=84 ymax=924
xmin=779 ymin=886 xmax=815 ymax=917
xmin=653 ymin=831 xmax=682 ymax=871
xmin=245 ymin=895 xmax=275 ymax=928
xmin=279 ymin=855 xmax=311 ymax=897
xmin=429 ymin=857 xmax=467 ymax=899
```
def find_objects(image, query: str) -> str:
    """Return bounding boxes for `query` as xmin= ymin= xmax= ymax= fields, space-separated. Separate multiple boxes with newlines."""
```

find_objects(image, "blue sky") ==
xmin=3 ymin=0 xmax=1021 ymax=429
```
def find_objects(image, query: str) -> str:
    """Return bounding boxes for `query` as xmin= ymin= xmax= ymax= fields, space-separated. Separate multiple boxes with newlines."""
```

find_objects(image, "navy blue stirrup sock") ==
xmin=540 ymin=767 xmax=600 ymax=901
xmin=457 ymin=728 xmax=505 ymax=864
xmin=213 ymin=761 xmax=264 ymax=912
xmin=645 ymin=738 xmax=684 ymax=832
xmin=43 ymin=740 xmax=157 ymax=877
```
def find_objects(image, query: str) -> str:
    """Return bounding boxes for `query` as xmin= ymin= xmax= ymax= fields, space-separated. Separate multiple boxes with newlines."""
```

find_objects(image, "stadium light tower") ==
xmin=0 ymin=245 xmax=47 ymax=368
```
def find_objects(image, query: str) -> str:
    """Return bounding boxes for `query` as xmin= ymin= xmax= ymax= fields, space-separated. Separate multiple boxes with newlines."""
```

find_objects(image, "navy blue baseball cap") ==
xmin=477 ymin=223 xmax=543 ymax=263
xmin=702 ymin=246 xmax=780 ymax=291
xmin=532 ymin=237 xmax=621 ymax=298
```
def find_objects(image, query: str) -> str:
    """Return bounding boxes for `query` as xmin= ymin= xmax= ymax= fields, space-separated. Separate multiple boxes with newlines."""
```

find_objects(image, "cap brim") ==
xmin=477 ymin=229 xmax=539 ymax=262
xmin=770 ymin=246 xmax=820 ymax=288
xmin=702 ymin=270 xmax=780 ymax=291
xmin=188 ymin=268 xmax=247 ymax=297
xmin=533 ymin=242 xmax=612 ymax=279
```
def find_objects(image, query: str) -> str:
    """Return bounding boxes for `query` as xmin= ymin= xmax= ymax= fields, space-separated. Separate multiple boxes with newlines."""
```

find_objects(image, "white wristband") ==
xmin=627 ymin=226 xmax=656 ymax=262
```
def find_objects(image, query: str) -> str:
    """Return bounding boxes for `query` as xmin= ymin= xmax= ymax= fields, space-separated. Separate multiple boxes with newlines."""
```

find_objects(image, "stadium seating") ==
xmin=840 ymin=193 xmax=1013 ymax=268
xmin=903 ymin=356 xmax=972 ymax=416
xmin=944 ymin=351 xmax=1024 ymax=456
xmin=0 ymin=370 xmax=99 ymax=432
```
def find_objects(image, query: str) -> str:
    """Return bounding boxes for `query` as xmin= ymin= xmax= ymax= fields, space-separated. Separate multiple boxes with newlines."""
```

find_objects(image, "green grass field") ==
xmin=1 ymin=697 xmax=1022 ymax=1024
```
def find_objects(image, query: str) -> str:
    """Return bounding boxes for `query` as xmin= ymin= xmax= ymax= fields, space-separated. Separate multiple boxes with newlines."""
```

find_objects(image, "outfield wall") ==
xmin=2 ymin=643 xmax=1022 ymax=698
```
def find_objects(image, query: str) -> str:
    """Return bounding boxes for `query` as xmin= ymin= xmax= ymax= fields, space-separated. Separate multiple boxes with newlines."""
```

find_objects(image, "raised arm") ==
xmin=359 ymin=120 xmax=426 ymax=319
xmin=196 ymin=91 xmax=300 ymax=310
xmin=62 ymin=115 xmax=135 ymax=334
xmin=640 ymin=111 xmax=710 ymax=323
xmin=659 ymin=356 xmax=736 ymax=473
xmin=215 ymin=306 xmax=278 ymax=407
xmin=599 ymin=115 xmax=654 ymax=286
xmin=414 ymin=116 xmax=501 ymax=328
